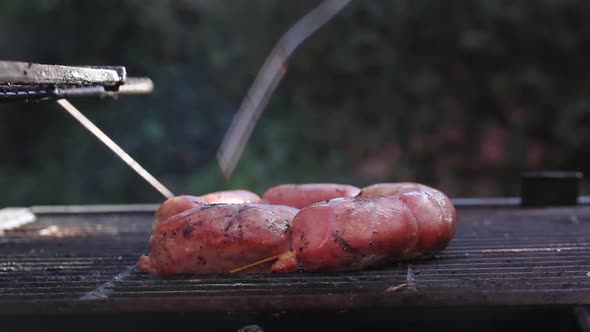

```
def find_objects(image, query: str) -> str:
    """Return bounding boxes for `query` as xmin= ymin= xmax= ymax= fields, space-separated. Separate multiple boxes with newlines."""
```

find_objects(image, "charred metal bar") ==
xmin=0 ymin=61 xmax=153 ymax=103
xmin=0 ymin=61 xmax=124 ymax=86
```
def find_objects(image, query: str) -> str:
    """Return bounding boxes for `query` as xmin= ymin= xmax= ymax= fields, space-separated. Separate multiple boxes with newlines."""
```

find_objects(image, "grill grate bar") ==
xmin=2 ymin=262 xmax=589 ymax=280
xmin=102 ymin=286 xmax=590 ymax=299
xmin=1 ymin=269 xmax=589 ymax=296
xmin=4 ymin=283 xmax=590 ymax=301
xmin=1 ymin=271 xmax=587 ymax=290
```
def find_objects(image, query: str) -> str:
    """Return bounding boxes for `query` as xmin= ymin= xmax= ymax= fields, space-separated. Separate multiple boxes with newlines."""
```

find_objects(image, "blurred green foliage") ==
xmin=2 ymin=0 xmax=590 ymax=206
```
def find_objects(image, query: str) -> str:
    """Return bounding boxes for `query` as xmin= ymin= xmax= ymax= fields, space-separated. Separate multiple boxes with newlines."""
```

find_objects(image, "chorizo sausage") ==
xmin=153 ymin=195 xmax=206 ymax=230
xmin=201 ymin=189 xmax=262 ymax=204
xmin=262 ymin=183 xmax=361 ymax=209
xmin=138 ymin=203 xmax=294 ymax=275
xmin=153 ymin=190 xmax=263 ymax=230
xmin=360 ymin=182 xmax=457 ymax=257
xmin=290 ymin=196 xmax=419 ymax=271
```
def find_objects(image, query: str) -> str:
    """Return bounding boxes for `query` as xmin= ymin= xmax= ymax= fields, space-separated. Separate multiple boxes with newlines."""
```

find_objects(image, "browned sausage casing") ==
xmin=138 ymin=203 xmax=296 ymax=275
xmin=200 ymin=189 xmax=262 ymax=204
xmin=153 ymin=190 xmax=263 ymax=230
xmin=262 ymin=183 xmax=361 ymax=209
xmin=291 ymin=196 xmax=419 ymax=271
xmin=360 ymin=182 xmax=457 ymax=257
xmin=153 ymin=195 xmax=206 ymax=230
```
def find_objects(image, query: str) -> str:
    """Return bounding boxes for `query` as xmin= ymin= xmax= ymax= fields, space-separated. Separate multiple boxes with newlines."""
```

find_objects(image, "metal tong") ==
xmin=0 ymin=60 xmax=173 ymax=199
xmin=0 ymin=0 xmax=350 ymax=199
xmin=216 ymin=0 xmax=352 ymax=180
xmin=0 ymin=61 xmax=153 ymax=103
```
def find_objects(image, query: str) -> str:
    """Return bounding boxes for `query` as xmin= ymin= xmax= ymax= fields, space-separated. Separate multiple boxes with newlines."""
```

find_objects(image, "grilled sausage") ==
xmin=201 ymin=189 xmax=262 ymax=204
xmin=153 ymin=190 xmax=263 ymax=230
xmin=290 ymin=196 xmax=419 ymax=271
xmin=153 ymin=195 xmax=206 ymax=230
xmin=360 ymin=183 xmax=457 ymax=257
xmin=256 ymin=204 xmax=300 ymax=222
xmin=360 ymin=182 xmax=432 ymax=196
xmin=144 ymin=183 xmax=455 ymax=275
xmin=138 ymin=203 xmax=295 ymax=275
xmin=262 ymin=183 xmax=361 ymax=209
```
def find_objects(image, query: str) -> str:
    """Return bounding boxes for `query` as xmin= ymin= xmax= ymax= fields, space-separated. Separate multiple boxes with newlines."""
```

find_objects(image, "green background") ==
xmin=1 ymin=0 xmax=590 ymax=206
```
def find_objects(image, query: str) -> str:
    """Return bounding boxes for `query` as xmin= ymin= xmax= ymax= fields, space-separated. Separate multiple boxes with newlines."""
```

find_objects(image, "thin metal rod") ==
xmin=229 ymin=253 xmax=283 ymax=274
xmin=56 ymin=99 xmax=174 ymax=199
xmin=217 ymin=0 xmax=352 ymax=180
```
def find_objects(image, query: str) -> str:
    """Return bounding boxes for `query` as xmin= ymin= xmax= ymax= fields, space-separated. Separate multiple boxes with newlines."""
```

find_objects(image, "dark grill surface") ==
xmin=1 ymin=204 xmax=590 ymax=315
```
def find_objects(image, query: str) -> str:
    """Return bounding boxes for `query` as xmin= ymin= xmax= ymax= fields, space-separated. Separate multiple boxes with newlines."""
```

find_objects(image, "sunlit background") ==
xmin=1 ymin=0 xmax=590 ymax=205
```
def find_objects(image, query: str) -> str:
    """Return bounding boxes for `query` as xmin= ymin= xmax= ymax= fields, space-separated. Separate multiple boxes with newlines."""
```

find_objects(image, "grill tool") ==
xmin=0 ymin=61 xmax=153 ymax=103
xmin=0 ymin=60 xmax=174 ymax=199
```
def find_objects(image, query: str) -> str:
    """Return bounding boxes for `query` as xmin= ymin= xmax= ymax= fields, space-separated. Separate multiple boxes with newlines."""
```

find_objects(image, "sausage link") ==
xmin=262 ymin=183 xmax=361 ymax=209
xmin=153 ymin=190 xmax=262 ymax=230
xmin=360 ymin=183 xmax=457 ymax=257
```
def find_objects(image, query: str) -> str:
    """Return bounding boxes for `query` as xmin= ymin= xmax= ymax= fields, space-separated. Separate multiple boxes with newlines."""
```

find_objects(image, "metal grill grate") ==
xmin=0 ymin=84 xmax=54 ymax=103
xmin=1 ymin=204 xmax=589 ymax=314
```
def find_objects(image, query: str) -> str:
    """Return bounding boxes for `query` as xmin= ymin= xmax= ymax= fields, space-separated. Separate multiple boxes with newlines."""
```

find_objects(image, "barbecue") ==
xmin=1 ymin=178 xmax=589 ymax=331
xmin=2 ymin=2 xmax=590 ymax=331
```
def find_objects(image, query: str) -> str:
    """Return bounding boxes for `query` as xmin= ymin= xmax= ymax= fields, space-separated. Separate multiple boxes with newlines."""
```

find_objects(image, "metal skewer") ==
xmin=216 ymin=0 xmax=352 ymax=180
xmin=56 ymin=99 xmax=175 ymax=199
